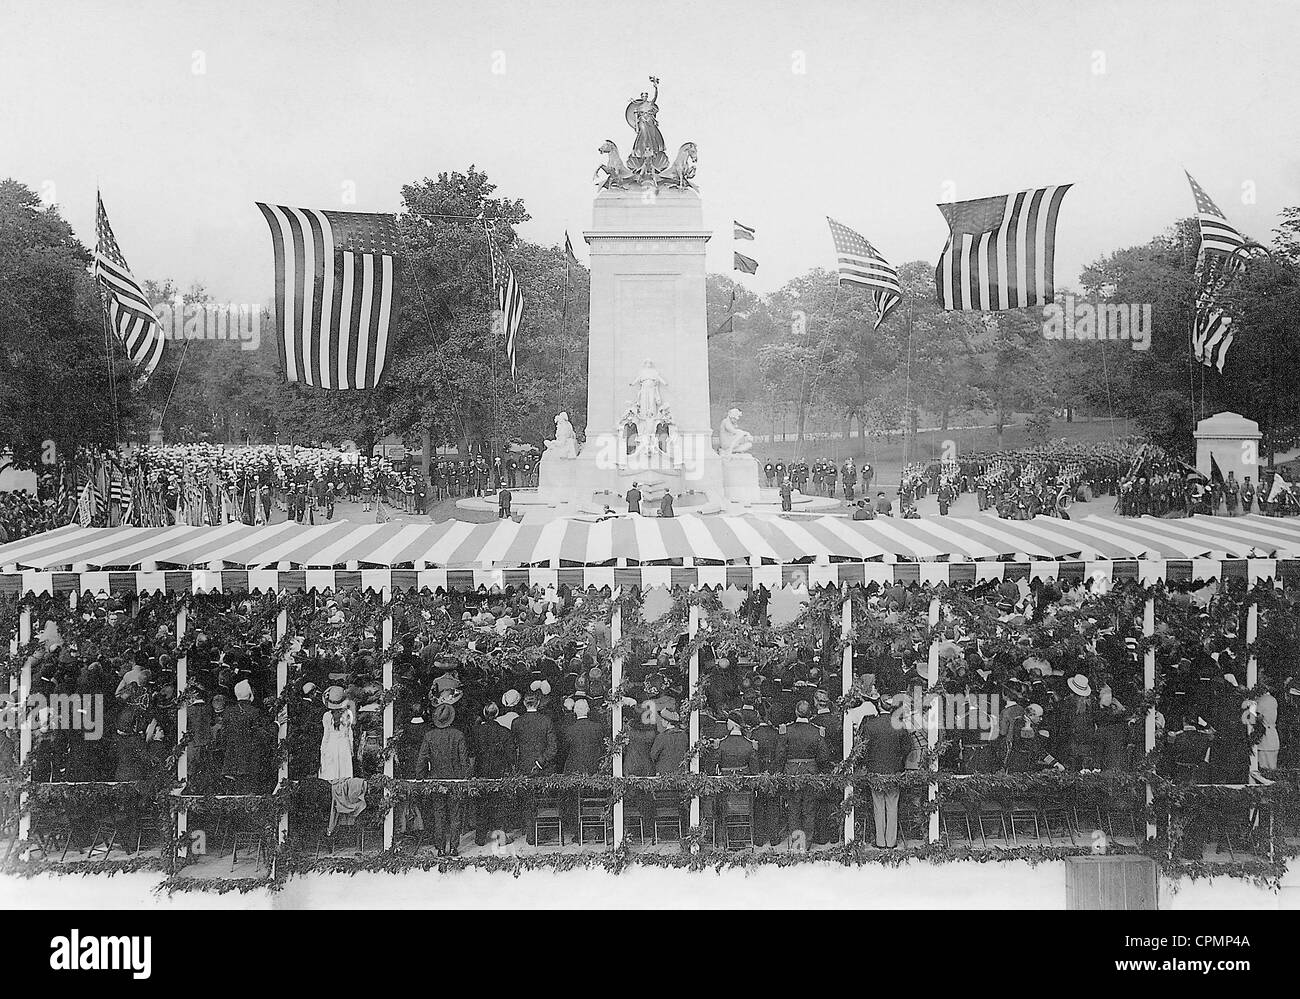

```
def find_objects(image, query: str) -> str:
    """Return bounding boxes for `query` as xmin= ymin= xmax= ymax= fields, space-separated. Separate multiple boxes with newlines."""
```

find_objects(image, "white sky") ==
xmin=3 ymin=0 xmax=1298 ymax=301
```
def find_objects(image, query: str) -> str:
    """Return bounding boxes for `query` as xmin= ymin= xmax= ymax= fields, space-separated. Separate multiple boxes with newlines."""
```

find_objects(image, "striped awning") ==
xmin=3 ymin=513 xmax=1300 ymax=572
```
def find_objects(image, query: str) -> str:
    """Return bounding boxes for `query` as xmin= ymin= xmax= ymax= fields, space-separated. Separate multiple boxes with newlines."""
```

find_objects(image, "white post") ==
xmin=926 ymin=594 xmax=941 ymax=845
xmin=16 ymin=607 xmax=31 ymax=856
xmin=276 ymin=606 xmax=289 ymax=848
xmin=688 ymin=601 xmax=701 ymax=841
xmin=840 ymin=586 xmax=854 ymax=843
xmin=610 ymin=595 xmax=624 ymax=848
xmin=175 ymin=604 xmax=188 ymax=858
xmin=382 ymin=588 xmax=394 ymax=850
xmin=1246 ymin=600 xmax=1259 ymax=775
xmin=1144 ymin=595 xmax=1157 ymax=841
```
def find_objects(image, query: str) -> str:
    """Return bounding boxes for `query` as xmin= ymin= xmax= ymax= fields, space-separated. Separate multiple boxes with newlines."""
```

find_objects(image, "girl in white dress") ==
xmin=319 ymin=685 xmax=355 ymax=782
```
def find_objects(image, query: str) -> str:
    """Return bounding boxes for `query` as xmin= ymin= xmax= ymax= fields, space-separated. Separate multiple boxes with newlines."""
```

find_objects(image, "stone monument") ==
xmin=1194 ymin=411 xmax=1261 ymax=485
xmin=537 ymin=76 xmax=759 ymax=509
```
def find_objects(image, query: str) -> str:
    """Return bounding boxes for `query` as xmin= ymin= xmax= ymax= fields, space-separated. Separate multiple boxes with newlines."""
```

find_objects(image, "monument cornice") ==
xmin=583 ymin=230 xmax=712 ymax=241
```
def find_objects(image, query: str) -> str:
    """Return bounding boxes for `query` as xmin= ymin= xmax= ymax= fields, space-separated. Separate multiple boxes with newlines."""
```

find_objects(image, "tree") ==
xmin=0 ymin=179 xmax=147 ymax=467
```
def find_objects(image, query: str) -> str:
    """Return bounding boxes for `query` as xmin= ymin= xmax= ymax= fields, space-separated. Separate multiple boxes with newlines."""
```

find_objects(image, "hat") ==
xmin=1067 ymin=674 xmax=1092 ymax=697
xmin=482 ymin=702 xmax=499 ymax=720
xmin=435 ymin=687 xmax=463 ymax=705
xmin=502 ymin=689 xmax=521 ymax=709
xmin=324 ymin=685 xmax=347 ymax=709
xmin=234 ymin=679 xmax=254 ymax=702
xmin=572 ymin=699 xmax=590 ymax=719
xmin=432 ymin=703 xmax=455 ymax=728
xmin=660 ymin=707 xmax=680 ymax=723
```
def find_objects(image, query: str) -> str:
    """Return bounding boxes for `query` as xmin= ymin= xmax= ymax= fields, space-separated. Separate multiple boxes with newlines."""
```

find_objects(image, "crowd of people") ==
xmin=4 ymin=575 xmax=1297 ymax=858
xmin=0 ymin=490 xmax=64 ymax=545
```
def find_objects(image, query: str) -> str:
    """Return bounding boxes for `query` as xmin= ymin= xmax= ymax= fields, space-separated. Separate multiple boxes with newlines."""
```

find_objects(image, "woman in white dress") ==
xmin=319 ymin=685 xmax=355 ymax=782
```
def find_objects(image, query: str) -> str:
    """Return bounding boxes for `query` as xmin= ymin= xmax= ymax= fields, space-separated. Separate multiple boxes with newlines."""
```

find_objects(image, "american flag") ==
xmin=255 ymin=205 xmax=400 ymax=389
xmin=827 ymin=217 xmax=901 ymax=328
xmin=486 ymin=225 xmax=524 ymax=381
xmin=1186 ymin=173 xmax=1249 ymax=372
xmin=94 ymin=194 xmax=165 ymax=382
xmin=933 ymin=185 xmax=1071 ymax=311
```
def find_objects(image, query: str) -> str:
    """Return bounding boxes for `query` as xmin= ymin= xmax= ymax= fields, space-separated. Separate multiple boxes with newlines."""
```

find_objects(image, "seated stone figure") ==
xmin=718 ymin=408 xmax=754 ymax=455
xmin=545 ymin=412 xmax=579 ymax=459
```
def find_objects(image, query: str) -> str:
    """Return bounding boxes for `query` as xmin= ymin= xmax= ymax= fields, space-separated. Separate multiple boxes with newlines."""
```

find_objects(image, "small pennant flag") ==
xmin=1210 ymin=453 xmax=1225 ymax=486
xmin=734 ymin=252 xmax=758 ymax=274
xmin=934 ymin=185 xmax=1071 ymax=311
xmin=734 ymin=220 xmax=756 ymax=240
xmin=565 ymin=231 xmax=579 ymax=266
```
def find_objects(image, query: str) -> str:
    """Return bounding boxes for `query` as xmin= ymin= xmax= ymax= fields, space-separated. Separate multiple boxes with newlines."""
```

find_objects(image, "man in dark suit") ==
xmin=625 ymin=482 xmax=642 ymax=515
xmin=512 ymin=691 xmax=557 ymax=844
xmin=416 ymin=704 xmax=471 ymax=855
xmin=223 ymin=680 xmax=269 ymax=793
xmin=659 ymin=491 xmax=675 ymax=518
xmin=857 ymin=697 xmax=911 ymax=848
xmin=498 ymin=486 xmax=512 ymax=520
xmin=472 ymin=703 xmax=516 ymax=845
xmin=779 ymin=478 xmax=793 ymax=512
xmin=812 ymin=689 xmax=844 ymax=844
xmin=777 ymin=700 xmax=830 ymax=846
xmin=749 ymin=705 xmax=781 ymax=847
xmin=561 ymin=699 xmax=607 ymax=841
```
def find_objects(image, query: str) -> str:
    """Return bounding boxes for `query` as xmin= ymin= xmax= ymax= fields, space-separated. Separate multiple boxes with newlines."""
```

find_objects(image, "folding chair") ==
xmin=1040 ymin=795 xmax=1076 ymax=846
xmin=230 ymin=829 xmax=268 ymax=870
xmin=718 ymin=789 xmax=754 ymax=850
xmin=534 ymin=796 xmax=564 ymax=846
xmin=975 ymin=799 xmax=1009 ymax=848
xmin=651 ymin=793 xmax=683 ymax=843
xmin=577 ymin=795 xmax=610 ymax=846
xmin=939 ymin=801 xmax=973 ymax=846
xmin=1006 ymin=799 xmax=1043 ymax=845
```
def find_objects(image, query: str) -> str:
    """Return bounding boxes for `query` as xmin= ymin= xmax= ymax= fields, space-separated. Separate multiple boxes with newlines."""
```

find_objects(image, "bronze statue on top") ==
xmin=594 ymin=76 xmax=697 ymax=191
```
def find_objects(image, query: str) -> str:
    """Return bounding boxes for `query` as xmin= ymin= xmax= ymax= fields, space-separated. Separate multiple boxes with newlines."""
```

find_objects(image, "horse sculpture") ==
xmin=594 ymin=139 xmax=636 ymax=189
xmin=655 ymin=142 xmax=698 ymax=190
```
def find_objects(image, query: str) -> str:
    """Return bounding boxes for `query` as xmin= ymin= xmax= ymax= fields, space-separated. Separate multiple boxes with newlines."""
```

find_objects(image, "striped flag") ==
xmin=94 ymin=194 xmax=165 ymax=382
xmin=1186 ymin=173 xmax=1249 ymax=372
xmin=933 ymin=185 xmax=1071 ymax=311
xmin=734 ymin=220 xmax=756 ymax=240
xmin=733 ymin=252 xmax=758 ymax=274
xmin=710 ymin=289 xmax=738 ymax=338
xmin=255 ymin=204 xmax=400 ymax=389
xmin=564 ymin=231 xmax=579 ymax=266
xmin=826 ymin=217 xmax=901 ymax=328
xmin=486 ymin=225 xmax=524 ymax=381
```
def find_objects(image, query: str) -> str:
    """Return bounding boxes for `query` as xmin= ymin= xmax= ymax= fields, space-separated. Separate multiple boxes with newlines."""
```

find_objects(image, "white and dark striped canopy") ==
xmin=4 ymin=513 xmax=1300 ymax=572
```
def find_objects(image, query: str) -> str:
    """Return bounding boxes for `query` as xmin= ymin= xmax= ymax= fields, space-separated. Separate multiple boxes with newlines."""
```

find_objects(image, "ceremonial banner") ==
xmin=255 ymin=204 xmax=400 ymax=389
xmin=934 ymin=185 xmax=1071 ymax=311
xmin=827 ymin=216 xmax=901 ymax=328
xmin=94 ymin=194 xmax=165 ymax=382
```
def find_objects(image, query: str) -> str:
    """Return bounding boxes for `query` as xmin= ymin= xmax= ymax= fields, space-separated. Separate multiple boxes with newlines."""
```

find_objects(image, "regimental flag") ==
xmin=1210 ymin=453 xmax=1225 ymax=486
xmin=710 ymin=289 xmax=738 ymax=338
xmin=94 ymin=194 xmax=165 ymax=382
xmin=1186 ymin=173 xmax=1249 ymax=373
xmin=256 ymin=204 xmax=400 ymax=389
xmin=933 ymin=185 xmax=1071 ymax=311
xmin=1267 ymin=472 xmax=1287 ymax=504
xmin=734 ymin=220 xmax=756 ymax=241
xmin=485 ymin=225 xmax=524 ymax=381
xmin=827 ymin=217 xmax=902 ymax=329
xmin=564 ymin=231 xmax=579 ymax=266
xmin=733 ymin=252 xmax=758 ymax=274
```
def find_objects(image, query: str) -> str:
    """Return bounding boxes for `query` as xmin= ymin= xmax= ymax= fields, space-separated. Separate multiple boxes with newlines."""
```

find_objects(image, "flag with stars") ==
xmin=1186 ymin=173 xmax=1249 ymax=372
xmin=255 ymin=205 xmax=400 ymax=389
xmin=94 ymin=194 xmax=165 ymax=383
xmin=827 ymin=217 xmax=902 ymax=328
xmin=932 ymin=185 xmax=1071 ymax=312
xmin=486 ymin=225 xmax=524 ymax=381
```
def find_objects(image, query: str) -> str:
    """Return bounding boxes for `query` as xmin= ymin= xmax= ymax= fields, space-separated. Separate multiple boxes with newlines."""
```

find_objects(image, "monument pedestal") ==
xmin=1195 ymin=411 xmax=1261 ymax=484
xmin=720 ymin=453 xmax=762 ymax=504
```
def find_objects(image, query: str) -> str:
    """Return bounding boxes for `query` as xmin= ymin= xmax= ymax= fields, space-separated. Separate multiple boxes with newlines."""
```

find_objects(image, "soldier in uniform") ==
xmin=774 ymin=460 xmax=786 ymax=486
xmin=1241 ymin=476 xmax=1254 ymax=514
xmin=842 ymin=458 xmax=856 ymax=502
xmin=812 ymin=689 xmax=843 ymax=844
xmin=777 ymin=700 xmax=830 ymax=846
xmin=763 ymin=459 xmax=775 ymax=487
xmin=750 ymin=704 xmax=782 ymax=846
xmin=1224 ymin=471 xmax=1239 ymax=516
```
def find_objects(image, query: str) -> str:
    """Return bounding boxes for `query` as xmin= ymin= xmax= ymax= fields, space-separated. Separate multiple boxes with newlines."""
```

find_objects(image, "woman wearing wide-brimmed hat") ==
xmin=319 ymin=685 xmax=355 ymax=782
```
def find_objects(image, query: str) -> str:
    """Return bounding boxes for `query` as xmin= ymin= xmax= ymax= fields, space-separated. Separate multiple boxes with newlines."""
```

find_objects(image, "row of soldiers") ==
xmin=761 ymin=458 xmax=875 ymax=499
